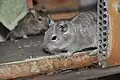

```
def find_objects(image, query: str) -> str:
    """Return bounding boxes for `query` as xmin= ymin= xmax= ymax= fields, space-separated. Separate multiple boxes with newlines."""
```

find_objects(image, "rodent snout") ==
xmin=51 ymin=35 xmax=57 ymax=41
xmin=42 ymin=45 xmax=50 ymax=54
xmin=42 ymin=44 xmax=49 ymax=51
xmin=42 ymin=44 xmax=54 ymax=55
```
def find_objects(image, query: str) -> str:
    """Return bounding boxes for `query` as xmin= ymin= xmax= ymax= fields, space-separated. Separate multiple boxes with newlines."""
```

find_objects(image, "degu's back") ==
xmin=43 ymin=11 xmax=97 ymax=55
xmin=42 ymin=0 xmax=97 ymax=55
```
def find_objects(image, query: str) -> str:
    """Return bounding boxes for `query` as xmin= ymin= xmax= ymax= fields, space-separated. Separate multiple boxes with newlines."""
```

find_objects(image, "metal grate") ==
xmin=97 ymin=0 xmax=109 ymax=59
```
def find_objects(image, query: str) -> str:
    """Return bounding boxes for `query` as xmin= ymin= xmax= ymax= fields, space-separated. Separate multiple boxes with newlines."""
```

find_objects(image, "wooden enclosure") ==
xmin=0 ymin=0 xmax=120 ymax=79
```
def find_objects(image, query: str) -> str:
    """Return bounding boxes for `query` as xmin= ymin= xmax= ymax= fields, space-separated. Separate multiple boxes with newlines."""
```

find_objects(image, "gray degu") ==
xmin=42 ymin=0 xmax=98 ymax=56
xmin=6 ymin=8 xmax=53 ymax=41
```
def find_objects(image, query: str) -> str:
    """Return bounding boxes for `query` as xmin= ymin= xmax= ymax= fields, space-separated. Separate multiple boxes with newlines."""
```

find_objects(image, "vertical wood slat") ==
xmin=26 ymin=0 xmax=33 ymax=11
xmin=108 ymin=0 xmax=120 ymax=65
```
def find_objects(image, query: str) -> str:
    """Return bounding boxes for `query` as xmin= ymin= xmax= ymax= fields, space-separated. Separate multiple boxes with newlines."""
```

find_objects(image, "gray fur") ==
xmin=6 ymin=8 xmax=51 ymax=40
xmin=43 ymin=11 xmax=97 ymax=55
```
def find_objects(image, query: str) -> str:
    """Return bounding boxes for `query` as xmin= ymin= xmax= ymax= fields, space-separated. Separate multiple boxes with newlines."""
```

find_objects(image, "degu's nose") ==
xmin=42 ymin=43 xmax=49 ymax=51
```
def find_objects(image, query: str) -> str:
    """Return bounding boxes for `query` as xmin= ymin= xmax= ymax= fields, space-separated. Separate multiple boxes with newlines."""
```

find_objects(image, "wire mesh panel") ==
xmin=97 ymin=0 xmax=109 ymax=60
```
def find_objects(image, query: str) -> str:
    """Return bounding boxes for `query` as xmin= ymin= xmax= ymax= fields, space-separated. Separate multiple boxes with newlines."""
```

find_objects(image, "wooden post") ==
xmin=26 ymin=0 xmax=33 ymax=11
xmin=107 ymin=0 xmax=120 ymax=65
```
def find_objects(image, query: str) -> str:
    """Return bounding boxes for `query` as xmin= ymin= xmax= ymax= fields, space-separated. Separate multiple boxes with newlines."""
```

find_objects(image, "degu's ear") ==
xmin=47 ymin=15 xmax=55 ymax=27
xmin=59 ymin=21 xmax=68 ymax=33
xmin=28 ymin=8 xmax=36 ymax=16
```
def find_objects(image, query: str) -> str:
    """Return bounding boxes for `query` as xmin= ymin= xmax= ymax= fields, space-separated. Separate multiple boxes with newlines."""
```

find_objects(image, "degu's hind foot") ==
xmin=97 ymin=53 xmax=108 ymax=68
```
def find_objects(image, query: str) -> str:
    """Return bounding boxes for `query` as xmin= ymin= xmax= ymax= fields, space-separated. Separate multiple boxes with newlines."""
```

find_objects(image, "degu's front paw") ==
xmin=62 ymin=52 xmax=73 ymax=58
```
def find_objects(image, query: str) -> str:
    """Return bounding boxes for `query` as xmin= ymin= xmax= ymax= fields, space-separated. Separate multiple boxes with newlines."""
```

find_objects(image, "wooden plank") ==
xmin=0 ymin=52 xmax=97 ymax=79
xmin=33 ymin=0 xmax=79 ymax=20
xmin=33 ymin=0 xmax=79 ymax=11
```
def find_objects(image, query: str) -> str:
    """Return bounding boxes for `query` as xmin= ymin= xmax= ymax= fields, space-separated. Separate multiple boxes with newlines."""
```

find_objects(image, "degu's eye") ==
xmin=38 ymin=16 xmax=43 ymax=21
xmin=59 ymin=24 xmax=68 ymax=32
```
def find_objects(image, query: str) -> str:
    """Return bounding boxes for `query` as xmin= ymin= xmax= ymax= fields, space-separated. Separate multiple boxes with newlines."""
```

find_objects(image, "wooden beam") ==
xmin=0 ymin=52 xmax=97 ymax=79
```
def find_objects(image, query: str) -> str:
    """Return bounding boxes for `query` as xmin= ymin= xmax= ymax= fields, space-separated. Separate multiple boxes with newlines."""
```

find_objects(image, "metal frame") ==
xmin=97 ymin=0 xmax=109 ymax=66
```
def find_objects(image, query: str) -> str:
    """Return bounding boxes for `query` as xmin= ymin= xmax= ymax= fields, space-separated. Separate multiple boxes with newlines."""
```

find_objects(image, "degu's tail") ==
xmin=5 ymin=29 xmax=14 ymax=41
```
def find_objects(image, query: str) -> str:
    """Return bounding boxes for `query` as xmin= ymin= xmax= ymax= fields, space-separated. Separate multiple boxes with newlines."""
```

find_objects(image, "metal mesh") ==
xmin=97 ymin=0 xmax=109 ymax=58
